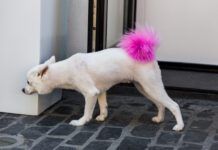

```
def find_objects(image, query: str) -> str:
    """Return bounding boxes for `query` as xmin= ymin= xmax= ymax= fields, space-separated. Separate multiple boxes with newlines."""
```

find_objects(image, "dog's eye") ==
xmin=27 ymin=81 xmax=30 ymax=85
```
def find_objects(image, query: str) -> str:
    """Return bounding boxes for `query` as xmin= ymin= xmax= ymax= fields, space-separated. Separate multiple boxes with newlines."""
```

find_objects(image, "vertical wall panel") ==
xmin=137 ymin=0 xmax=218 ymax=65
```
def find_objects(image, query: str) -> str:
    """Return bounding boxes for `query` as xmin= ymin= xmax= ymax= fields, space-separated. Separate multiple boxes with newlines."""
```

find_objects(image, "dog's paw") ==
xmin=95 ymin=114 xmax=107 ymax=122
xmin=69 ymin=120 xmax=86 ymax=126
xmin=172 ymin=124 xmax=184 ymax=131
xmin=152 ymin=116 xmax=164 ymax=123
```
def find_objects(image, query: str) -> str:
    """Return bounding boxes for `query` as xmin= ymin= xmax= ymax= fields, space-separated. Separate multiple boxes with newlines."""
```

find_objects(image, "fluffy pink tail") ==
xmin=118 ymin=27 xmax=159 ymax=63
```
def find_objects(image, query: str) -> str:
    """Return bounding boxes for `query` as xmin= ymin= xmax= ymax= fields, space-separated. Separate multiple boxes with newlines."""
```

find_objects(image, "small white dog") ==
xmin=23 ymin=28 xmax=184 ymax=131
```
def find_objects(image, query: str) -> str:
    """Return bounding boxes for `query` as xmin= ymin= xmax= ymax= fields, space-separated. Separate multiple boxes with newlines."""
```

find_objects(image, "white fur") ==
xmin=24 ymin=48 xmax=184 ymax=131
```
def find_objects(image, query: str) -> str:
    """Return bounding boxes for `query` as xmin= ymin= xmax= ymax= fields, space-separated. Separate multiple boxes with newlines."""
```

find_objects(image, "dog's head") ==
xmin=22 ymin=56 xmax=56 ymax=95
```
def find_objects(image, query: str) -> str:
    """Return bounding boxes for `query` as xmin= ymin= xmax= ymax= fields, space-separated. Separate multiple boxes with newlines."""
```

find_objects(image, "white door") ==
xmin=137 ymin=0 xmax=218 ymax=65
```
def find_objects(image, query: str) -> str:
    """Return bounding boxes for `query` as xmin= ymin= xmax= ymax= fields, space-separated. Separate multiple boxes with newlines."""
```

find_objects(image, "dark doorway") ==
xmin=88 ymin=0 xmax=137 ymax=52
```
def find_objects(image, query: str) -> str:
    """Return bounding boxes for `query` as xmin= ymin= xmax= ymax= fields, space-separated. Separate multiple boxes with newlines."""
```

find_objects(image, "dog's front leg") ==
xmin=70 ymin=92 xmax=98 ymax=126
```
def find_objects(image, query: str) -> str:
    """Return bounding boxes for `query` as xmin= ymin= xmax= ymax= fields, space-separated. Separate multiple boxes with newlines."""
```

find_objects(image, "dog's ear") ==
xmin=44 ymin=56 xmax=56 ymax=65
xmin=37 ymin=64 xmax=49 ymax=78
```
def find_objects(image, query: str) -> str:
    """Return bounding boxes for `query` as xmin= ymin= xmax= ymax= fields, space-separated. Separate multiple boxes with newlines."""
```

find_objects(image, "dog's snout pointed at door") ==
xmin=22 ymin=88 xmax=25 ymax=93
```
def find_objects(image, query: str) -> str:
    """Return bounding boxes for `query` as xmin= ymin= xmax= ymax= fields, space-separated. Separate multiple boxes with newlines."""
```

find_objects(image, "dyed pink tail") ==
xmin=118 ymin=27 xmax=159 ymax=63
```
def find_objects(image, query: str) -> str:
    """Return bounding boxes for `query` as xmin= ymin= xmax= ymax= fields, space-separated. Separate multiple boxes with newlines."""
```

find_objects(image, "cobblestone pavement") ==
xmin=1 ymin=90 xmax=218 ymax=150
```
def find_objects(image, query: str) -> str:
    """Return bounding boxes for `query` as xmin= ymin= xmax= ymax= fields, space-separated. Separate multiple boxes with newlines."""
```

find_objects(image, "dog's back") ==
xmin=73 ymin=48 xmax=155 ymax=91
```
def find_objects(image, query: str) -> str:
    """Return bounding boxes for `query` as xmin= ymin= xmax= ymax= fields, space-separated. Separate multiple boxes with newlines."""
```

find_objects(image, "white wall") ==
xmin=41 ymin=0 xmax=69 ymax=61
xmin=0 ymin=0 xmax=67 ymax=115
xmin=66 ymin=0 xmax=89 ymax=57
xmin=107 ymin=0 xmax=124 ymax=48
xmin=39 ymin=0 xmax=70 ymax=114
xmin=137 ymin=0 xmax=218 ymax=65
xmin=0 ymin=0 xmax=40 ymax=114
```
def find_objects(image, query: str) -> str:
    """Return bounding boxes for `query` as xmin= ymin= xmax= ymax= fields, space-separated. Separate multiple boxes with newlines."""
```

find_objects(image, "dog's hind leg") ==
xmin=136 ymin=69 xmax=184 ymax=131
xmin=134 ymin=82 xmax=165 ymax=123
xmin=96 ymin=92 xmax=108 ymax=121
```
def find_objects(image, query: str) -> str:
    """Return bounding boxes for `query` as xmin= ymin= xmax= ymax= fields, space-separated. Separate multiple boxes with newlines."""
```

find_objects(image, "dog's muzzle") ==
xmin=22 ymin=88 xmax=31 ymax=95
xmin=22 ymin=88 xmax=25 ymax=93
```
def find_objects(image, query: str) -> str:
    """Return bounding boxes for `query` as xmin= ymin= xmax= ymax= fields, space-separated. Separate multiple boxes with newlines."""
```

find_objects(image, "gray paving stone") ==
xmin=180 ymin=112 xmax=191 ymax=123
xmin=31 ymin=137 xmax=64 ymax=150
xmin=210 ymin=142 xmax=218 ymax=150
xmin=183 ymin=130 xmax=208 ymax=143
xmin=197 ymin=110 xmax=215 ymax=118
xmin=138 ymin=113 xmax=155 ymax=124
xmin=4 ymin=113 xmax=21 ymax=118
xmin=20 ymin=126 xmax=50 ymax=140
xmin=49 ymin=124 xmax=75 ymax=136
xmin=0 ymin=123 xmax=25 ymax=135
xmin=164 ymin=118 xmax=176 ymax=124
xmin=157 ymin=132 xmax=182 ymax=145
xmin=108 ymin=86 xmax=141 ymax=97
xmin=84 ymin=141 xmax=111 ymax=150
xmin=163 ymin=122 xmax=177 ymax=131
xmin=37 ymin=116 xmax=65 ymax=126
xmin=117 ymin=136 xmax=150 ymax=150
xmin=56 ymin=146 xmax=77 ymax=150
xmin=0 ymin=117 xmax=15 ymax=129
xmin=82 ymin=120 xmax=101 ymax=132
xmin=0 ymin=112 xmax=4 ymax=117
xmin=52 ymin=106 xmax=74 ymax=115
xmin=10 ymin=148 xmax=25 ymax=150
xmin=178 ymin=143 xmax=202 ymax=150
xmin=1 ymin=91 xmax=218 ymax=150
xmin=120 ymin=95 xmax=147 ymax=106
xmin=96 ymin=127 xmax=122 ymax=140
xmin=107 ymin=111 xmax=133 ymax=127
xmin=126 ymin=101 xmax=146 ymax=107
xmin=147 ymin=104 xmax=158 ymax=112
xmin=108 ymin=100 xmax=122 ymax=108
xmin=21 ymin=116 xmax=41 ymax=124
xmin=0 ymin=137 xmax=17 ymax=147
xmin=131 ymin=124 xmax=159 ymax=138
xmin=62 ymin=94 xmax=84 ymax=106
xmin=148 ymin=146 xmax=174 ymax=150
xmin=214 ymin=135 xmax=218 ymax=141
xmin=65 ymin=114 xmax=83 ymax=123
xmin=164 ymin=110 xmax=176 ymax=119
xmin=190 ymin=120 xmax=212 ymax=130
xmin=66 ymin=132 xmax=93 ymax=145
xmin=20 ymin=139 xmax=33 ymax=149
xmin=179 ymin=102 xmax=196 ymax=111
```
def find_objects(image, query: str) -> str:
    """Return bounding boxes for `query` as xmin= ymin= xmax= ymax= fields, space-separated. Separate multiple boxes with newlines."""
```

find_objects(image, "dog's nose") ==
xmin=22 ymin=88 xmax=25 ymax=93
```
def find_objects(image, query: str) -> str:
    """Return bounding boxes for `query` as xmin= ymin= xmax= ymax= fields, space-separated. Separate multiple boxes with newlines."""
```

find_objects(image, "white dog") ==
xmin=23 ymin=28 xmax=184 ymax=131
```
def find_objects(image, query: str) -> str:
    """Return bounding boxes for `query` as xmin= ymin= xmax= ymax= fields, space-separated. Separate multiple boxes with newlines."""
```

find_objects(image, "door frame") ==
xmin=88 ymin=0 xmax=137 ymax=52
